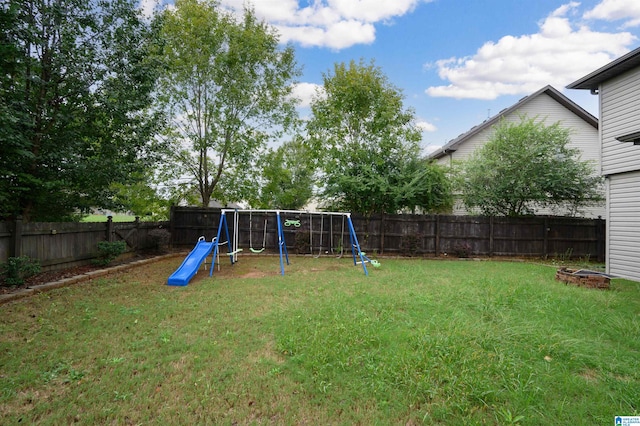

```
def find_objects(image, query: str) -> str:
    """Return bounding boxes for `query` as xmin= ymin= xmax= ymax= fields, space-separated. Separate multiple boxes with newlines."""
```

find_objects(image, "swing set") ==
xmin=168 ymin=209 xmax=380 ymax=286
xmin=211 ymin=209 xmax=379 ymax=278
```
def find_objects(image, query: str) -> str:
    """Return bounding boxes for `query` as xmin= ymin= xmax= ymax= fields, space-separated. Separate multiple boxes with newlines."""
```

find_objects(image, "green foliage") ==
xmin=157 ymin=0 xmax=301 ymax=207
xmin=0 ymin=0 xmax=166 ymax=221
xmin=254 ymin=138 xmax=314 ymax=210
xmin=110 ymin=173 xmax=172 ymax=221
xmin=461 ymin=116 xmax=604 ymax=216
xmin=0 ymin=256 xmax=41 ymax=286
xmin=307 ymin=59 xmax=451 ymax=215
xmin=93 ymin=241 xmax=127 ymax=266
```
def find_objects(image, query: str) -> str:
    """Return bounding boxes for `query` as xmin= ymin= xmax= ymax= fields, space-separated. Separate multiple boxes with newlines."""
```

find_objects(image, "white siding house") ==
xmin=428 ymin=85 xmax=604 ymax=218
xmin=568 ymin=47 xmax=640 ymax=282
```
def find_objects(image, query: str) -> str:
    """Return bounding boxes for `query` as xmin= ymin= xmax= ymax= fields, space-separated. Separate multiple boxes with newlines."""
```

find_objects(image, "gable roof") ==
xmin=428 ymin=85 xmax=598 ymax=161
xmin=567 ymin=46 xmax=640 ymax=90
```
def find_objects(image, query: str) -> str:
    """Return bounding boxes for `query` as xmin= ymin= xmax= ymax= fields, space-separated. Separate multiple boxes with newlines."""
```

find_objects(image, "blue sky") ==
xmin=141 ymin=0 xmax=640 ymax=154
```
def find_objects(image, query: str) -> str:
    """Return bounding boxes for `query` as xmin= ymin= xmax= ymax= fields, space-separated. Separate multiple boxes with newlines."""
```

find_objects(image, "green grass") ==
xmin=1 ymin=257 xmax=638 ymax=424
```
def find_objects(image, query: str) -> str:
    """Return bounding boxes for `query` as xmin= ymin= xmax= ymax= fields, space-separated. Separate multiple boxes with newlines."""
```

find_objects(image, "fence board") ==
xmin=168 ymin=207 xmax=603 ymax=260
xmin=1 ymin=217 xmax=169 ymax=271
xmin=0 ymin=208 xmax=604 ymax=272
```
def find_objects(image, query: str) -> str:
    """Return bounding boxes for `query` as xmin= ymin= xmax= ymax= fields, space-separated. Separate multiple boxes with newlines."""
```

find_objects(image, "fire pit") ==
xmin=555 ymin=267 xmax=610 ymax=289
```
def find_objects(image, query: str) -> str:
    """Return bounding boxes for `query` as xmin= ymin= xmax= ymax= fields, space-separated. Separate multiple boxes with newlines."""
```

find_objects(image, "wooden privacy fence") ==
xmin=170 ymin=207 xmax=605 ymax=261
xmin=0 ymin=208 xmax=604 ymax=272
xmin=0 ymin=216 xmax=170 ymax=271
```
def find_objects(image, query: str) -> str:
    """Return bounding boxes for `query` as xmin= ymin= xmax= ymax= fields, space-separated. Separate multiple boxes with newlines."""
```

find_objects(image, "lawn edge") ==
xmin=0 ymin=253 xmax=185 ymax=305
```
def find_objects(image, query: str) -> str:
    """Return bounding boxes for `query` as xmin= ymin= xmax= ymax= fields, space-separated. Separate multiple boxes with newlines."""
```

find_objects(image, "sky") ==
xmin=140 ymin=0 xmax=640 ymax=154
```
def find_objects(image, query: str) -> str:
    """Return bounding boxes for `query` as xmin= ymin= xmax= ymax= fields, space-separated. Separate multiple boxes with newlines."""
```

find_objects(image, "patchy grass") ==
xmin=1 ymin=256 xmax=638 ymax=424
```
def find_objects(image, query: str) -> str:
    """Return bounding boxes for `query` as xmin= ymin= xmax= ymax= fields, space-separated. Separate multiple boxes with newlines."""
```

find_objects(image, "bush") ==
xmin=452 ymin=242 xmax=472 ymax=258
xmin=401 ymin=234 xmax=422 ymax=257
xmin=295 ymin=230 xmax=311 ymax=254
xmin=1 ymin=256 xmax=41 ymax=286
xmin=93 ymin=241 xmax=127 ymax=266
xmin=148 ymin=228 xmax=171 ymax=253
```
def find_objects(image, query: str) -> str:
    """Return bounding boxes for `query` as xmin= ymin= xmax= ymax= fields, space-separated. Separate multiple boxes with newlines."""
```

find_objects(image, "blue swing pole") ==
xmin=210 ymin=211 xmax=228 ymax=277
xmin=346 ymin=214 xmax=368 ymax=276
xmin=276 ymin=211 xmax=289 ymax=275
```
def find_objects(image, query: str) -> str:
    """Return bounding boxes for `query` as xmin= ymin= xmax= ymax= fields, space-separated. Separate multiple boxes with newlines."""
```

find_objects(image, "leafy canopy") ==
xmin=0 ymin=0 xmax=165 ymax=221
xmin=157 ymin=0 xmax=301 ymax=207
xmin=461 ymin=116 xmax=603 ymax=216
xmin=253 ymin=138 xmax=314 ymax=210
xmin=307 ymin=59 xmax=452 ymax=216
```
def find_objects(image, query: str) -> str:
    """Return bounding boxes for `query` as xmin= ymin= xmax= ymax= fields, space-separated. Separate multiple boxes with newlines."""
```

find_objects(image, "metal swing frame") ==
xmin=209 ymin=209 xmax=373 ymax=277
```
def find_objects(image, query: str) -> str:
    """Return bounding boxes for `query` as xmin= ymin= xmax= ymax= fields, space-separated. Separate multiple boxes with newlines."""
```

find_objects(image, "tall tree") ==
xmin=157 ymin=0 xmax=301 ymax=207
xmin=461 ymin=116 xmax=604 ymax=216
xmin=253 ymin=137 xmax=314 ymax=210
xmin=0 ymin=0 xmax=165 ymax=221
xmin=307 ymin=59 xmax=451 ymax=216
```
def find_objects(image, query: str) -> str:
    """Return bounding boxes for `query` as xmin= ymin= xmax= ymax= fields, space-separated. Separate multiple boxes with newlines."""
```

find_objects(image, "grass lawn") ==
xmin=1 ymin=256 xmax=638 ymax=424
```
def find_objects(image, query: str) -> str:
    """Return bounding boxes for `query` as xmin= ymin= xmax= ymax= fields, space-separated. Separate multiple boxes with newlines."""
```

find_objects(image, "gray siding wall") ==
xmin=607 ymin=171 xmax=640 ymax=281
xmin=601 ymin=67 xmax=640 ymax=175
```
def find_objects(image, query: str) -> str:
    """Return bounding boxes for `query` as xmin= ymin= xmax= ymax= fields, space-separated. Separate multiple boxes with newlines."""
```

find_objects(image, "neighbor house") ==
xmin=568 ymin=46 xmax=640 ymax=282
xmin=428 ymin=85 xmax=604 ymax=218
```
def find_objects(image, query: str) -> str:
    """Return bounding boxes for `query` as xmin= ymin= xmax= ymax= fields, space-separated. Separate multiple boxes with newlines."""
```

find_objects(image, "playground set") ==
xmin=167 ymin=209 xmax=379 ymax=286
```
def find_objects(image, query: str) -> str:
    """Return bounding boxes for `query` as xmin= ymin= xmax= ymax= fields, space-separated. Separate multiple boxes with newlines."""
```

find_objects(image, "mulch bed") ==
xmin=0 ymin=252 xmax=166 ymax=295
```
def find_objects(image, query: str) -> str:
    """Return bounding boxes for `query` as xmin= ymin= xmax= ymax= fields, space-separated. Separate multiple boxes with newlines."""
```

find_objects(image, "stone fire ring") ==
xmin=555 ymin=267 xmax=611 ymax=289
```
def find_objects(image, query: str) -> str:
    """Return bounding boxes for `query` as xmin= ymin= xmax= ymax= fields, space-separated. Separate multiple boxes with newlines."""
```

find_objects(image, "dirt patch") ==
xmin=237 ymin=270 xmax=282 ymax=279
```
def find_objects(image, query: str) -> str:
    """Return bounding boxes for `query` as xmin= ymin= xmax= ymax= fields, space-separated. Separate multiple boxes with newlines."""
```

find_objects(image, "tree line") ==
xmin=0 ymin=0 xmax=602 ymax=222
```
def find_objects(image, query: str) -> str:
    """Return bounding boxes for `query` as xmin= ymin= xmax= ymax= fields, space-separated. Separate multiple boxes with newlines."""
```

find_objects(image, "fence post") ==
xmin=169 ymin=205 xmax=176 ymax=247
xmin=489 ymin=216 xmax=494 ymax=257
xmin=380 ymin=214 xmax=385 ymax=255
xmin=11 ymin=215 xmax=23 ymax=258
xmin=106 ymin=216 xmax=114 ymax=242
xmin=543 ymin=217 xmax=549 ymax=258
xmin=135 ymin=216 xmax=140 ymax=251
xmin=434 ymin=215 xmax=440 ymax=256
xmin=596 ymin=216 xmax=605 ymax=263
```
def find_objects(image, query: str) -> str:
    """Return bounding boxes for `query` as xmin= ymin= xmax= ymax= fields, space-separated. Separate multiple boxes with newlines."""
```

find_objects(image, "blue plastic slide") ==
xmin=167 ymin=238 xmax=216 ymax=286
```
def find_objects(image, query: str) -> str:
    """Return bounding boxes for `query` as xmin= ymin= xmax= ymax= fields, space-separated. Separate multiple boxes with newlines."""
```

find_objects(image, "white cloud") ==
xmin=219 ymin=0 xmax=430 ymax=49
xmin=276 ymin=20 xmax=376 ymax=50
xmin=290 ymin=82 xmax=324 ymax=108
xmin=416 ymin=120 xmax=437 ymax=133
xmin=138 ymin=0 xmax=161 ymax=19
xmin=425 ymin=2 xmax=637 ymax=100
xmin=584 ymin=0 xmax=640 ymax=28
xmin=327 ymin=0 xmax=425 ymax=22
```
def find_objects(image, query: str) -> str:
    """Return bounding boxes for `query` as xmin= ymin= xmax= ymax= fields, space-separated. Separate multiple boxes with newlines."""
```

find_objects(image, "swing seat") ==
xmin=250 ymin=247 xmax=265 ymax=253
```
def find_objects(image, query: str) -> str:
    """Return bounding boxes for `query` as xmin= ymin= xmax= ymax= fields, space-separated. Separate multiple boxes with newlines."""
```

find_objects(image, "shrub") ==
xmin=1 ymin=256 xmax=41 ymax=286
xmin=148 ymin=228 xmax=171 ymax=253
xmin=401 ymin=234 xmax=422 ymax=257
xmin=93 ymin=241 xmax=127 ymax=266
xmin=295 ymin=230 xmax=311 ymax=254
xmin=452 ymin=242 xmax=472 ymax=258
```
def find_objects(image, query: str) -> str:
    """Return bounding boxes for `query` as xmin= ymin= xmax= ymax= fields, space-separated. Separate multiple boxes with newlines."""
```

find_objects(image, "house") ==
xmin=568 ymin=47 xmax=640 ymax=282
xmin=428 ymin=85 xmax=604 ymax=218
